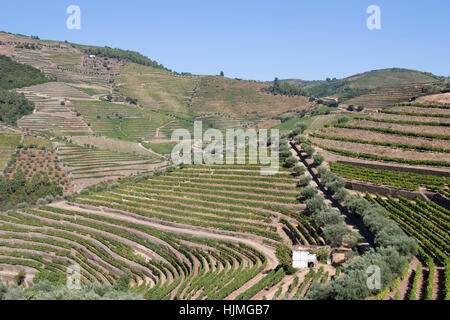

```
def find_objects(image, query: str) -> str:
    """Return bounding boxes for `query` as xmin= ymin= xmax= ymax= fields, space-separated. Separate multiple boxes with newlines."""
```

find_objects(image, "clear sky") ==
xmin=0 ymin=0 xmax=449 ymax=81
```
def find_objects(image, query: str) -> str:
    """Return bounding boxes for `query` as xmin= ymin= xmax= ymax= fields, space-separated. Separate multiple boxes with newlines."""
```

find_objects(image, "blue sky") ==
xmin=1 ymin=0 xmax=449 ymax=80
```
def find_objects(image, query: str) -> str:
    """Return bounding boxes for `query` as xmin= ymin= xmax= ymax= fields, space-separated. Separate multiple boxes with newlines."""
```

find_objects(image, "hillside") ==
xmin=285 ymin=68 xmax=448 ymax=107
xmin=0 ymin=54 xmax=54 ymax=125
xmin=0 ymin=30 xmax=448 ymax=302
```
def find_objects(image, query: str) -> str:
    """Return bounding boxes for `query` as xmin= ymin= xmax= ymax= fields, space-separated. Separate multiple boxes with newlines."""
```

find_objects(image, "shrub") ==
xmin=315 ymin=208 xmax=343 ymax=227
xmin=302 ymin=144 xmax=315 ymax=157
xmin=300 ymin=187 xmax=318 ymax=199
xmin=95 ymin=184 xmax=107 ymax=192
xmin=297 ymin=175 xmax=312 ymax=187
xmin=306 ymin=195 xmax=326 ymax=215
xmin=36 ymin=198 xmax=48 ymax=205
xmin=284 ymin=156 xmax=298 ymax=168
xmin=317 ymin=165 xmax=328 ymax=176
xmin=293 ymin=164 xmax=306 ymax=176
xmin=17 ymin=202 xmax=28 ymax=209
xmin=333 ymin=187 xmax=349 ymax=203
xmin=324 ymin=176 xmax=346 ymax=195
xmin=293 ymin=135 xmax=307 ymax=144
xmin=323 ymin=223 xmax=349 ymax=247
xmin=275 ymin=244 xmax=293 ymax=270
xmin=280 ymin=149 xmax=292 ymax=159
xmin=313 ymin=154 xmax=324 ymax=166
xmin=342 ymin=232 xmax=362 ymax=249
xmin=294 ymin=122 xmax=308 ymax=134
xmin=336 ymin=116 xmax=350 ymax=124
xmin=14 ymin=270 xmax=26 ymax=286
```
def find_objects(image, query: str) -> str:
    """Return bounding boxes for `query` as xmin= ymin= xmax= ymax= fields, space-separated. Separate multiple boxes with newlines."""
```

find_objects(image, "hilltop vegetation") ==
xmin=0 ymin=54 xmax=55 ymax=125
xmin=73 ymin=44 xmax=169 ymax=71
xmin=303 ymin=68 xmax=444 ymax=98
xmin=0 ymin=55 xmax=53 ymax=89
xmin=262 ymin=77 xmax=306 ymax=97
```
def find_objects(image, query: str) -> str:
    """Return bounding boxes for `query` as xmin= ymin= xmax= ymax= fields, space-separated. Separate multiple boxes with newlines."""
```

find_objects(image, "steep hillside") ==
xmin=290 ymin=68 xmax=448 ymax=107
xmin=0 ymin=54 xmax=54 ymax=125
xmin=191 ymin=76 xmax=313 ymax=118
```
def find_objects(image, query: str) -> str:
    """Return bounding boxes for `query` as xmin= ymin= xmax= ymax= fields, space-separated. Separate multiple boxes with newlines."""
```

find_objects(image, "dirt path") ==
xmin=155 ymin=120 xmax=176 ymax=138
xmin=138 ymin=142 xmax=166 ymax=158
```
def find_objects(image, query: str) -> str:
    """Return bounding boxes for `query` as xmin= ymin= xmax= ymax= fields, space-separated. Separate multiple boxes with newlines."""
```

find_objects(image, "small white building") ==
xmin=292 ymin=245 xmax=318 ymax=269
xmin=89 ymin=54 xmax=96 ymax=58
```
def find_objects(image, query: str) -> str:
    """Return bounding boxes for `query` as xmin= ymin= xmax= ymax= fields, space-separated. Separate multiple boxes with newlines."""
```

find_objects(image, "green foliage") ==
xmin=14 ymin=270 xmax=26 ymax=286
xmin=303 ymin=79 xmax=370 ymax=99
xmin=0 ymin=89 xmax=35 ymax=125
xmin=0 ymin=170 xmax=62 ymax=210
xmin=0 ymin=281 xmax=143 ymax=300
xmin=302 ymin=143 xmax=315 ymax=157
xmin=78 ymin=46 xmax=168 ymax=71
xmin=33 ymin=270 xmax=67 ymax=286
xmin=236 ymin=268 xmax=285 ymax=300
xmin=306 ymin=195 xmax=326 ymax=215
xmin=275 ymin=244 xmax=293 ymax=270
xmin=408 ymin=263 xmax=421 ymax=300
xmin=0 ymin=55 xmax=53 ymax=89
xmin=293 ymin=164 xmax=306 ymax=177
xmin=313 ymin=154 xmax=324 ymax=166
xmin=284 ymin=156 xmax=298 ymax=168
xmin=314 ymin=208 xmax=344 ymax=227
xmin=323 ymin=223 xmax=349 ymax=247
xmin=262 ymin=77 xmax=306 ymax=96
xmin=332 ymin=123 xmax=450 ymax=140
xmin=380 ymin=109 xmax=450 ymax=118
xmin=300 ymin=187 xmax=318 ymax=199
xmin=330 ymin=161 xmax=449 ymax=191
xmin=294 ymin=122 xmax=308 ymax=134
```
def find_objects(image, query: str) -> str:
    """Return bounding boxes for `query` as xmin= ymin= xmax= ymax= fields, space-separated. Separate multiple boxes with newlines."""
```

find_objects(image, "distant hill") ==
xmin=279 ymin=68 xmax=448 ymax=107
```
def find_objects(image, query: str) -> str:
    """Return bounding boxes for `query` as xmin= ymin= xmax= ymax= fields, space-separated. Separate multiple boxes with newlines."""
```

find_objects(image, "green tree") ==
xmin=323 ymin=224 xmax=349 ymax=247
xmin=15 ymin=270 xmax=26 ymax=286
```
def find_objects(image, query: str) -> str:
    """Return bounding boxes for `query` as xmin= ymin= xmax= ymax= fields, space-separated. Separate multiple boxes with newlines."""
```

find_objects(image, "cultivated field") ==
xmin=57 ymin=144 xmax=163 ymax=192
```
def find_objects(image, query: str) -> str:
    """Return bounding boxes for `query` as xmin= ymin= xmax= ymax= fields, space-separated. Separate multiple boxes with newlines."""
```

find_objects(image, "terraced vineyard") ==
xmin=310 ymin=103 xmax=450 ymax=166
xmin=16 ymin=83 xmax=92 ymax=134
xmin=365 ymin=193 xmax=449 ymax=299
xmin=57 ymin=144 xmax=163 ymax=192
xmin=0 ymin=161 xmax=331 ymax=299
xmin=11 ymin=47 xmax=115 ymax=87
xmin=69 ymin=100 xmax=164 ymax=140
xmin=330 ymin=162 xmax=449 ymax=192
xmin=4 ymin=147 xmax=72 ymax=194
xmin=0 ymin=132 xmax=21 ymax=172
xmin=344 ymin=82 xmax=440 ymax=108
